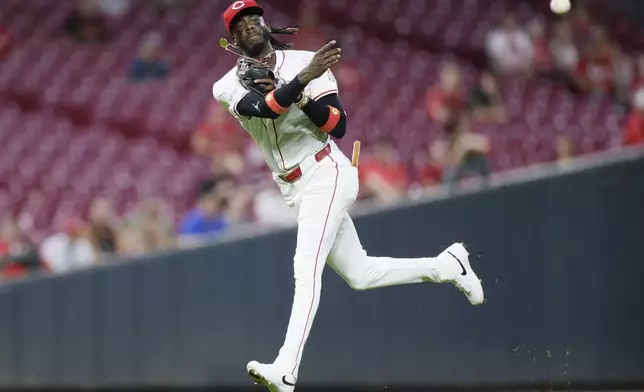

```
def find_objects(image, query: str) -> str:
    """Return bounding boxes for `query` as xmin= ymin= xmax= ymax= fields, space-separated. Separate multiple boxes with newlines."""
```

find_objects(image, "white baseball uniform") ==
xmin=213 ymin=49 xmax=468 ymax=381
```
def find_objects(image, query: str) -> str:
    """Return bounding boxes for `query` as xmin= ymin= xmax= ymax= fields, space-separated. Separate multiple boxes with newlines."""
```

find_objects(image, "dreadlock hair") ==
xmin=267 ymin=25 xmax=299 ymax=50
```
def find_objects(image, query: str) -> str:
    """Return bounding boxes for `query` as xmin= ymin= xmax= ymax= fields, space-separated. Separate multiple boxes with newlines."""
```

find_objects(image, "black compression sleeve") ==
xmin=235 ymin=77 xmax=308 ymax=119
xmin=236 ymin=91 xmax=279 ymax=119
xmin=300 ymin=94 xmax=347 ymax=138
xmin=272 ymin=76 xmax=306 ymax=108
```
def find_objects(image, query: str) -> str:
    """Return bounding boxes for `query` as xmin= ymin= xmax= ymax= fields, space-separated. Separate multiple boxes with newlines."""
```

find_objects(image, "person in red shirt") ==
xmin=358 ymin=139 xmax=410 ymax=204
xmin=623 ymin=89 xmax=644 ymax=146
xmin=0 ymin=217 xmax=49 ymax=282
xmin=192 ymin=101 xmax=242 ymax=158
xmin=412 ymin=148 xmax=443 ymax=188
xmin=427 ymin=62 xmax=465 ymax=124
xmin=574 ymin=27 xmax=616 ymax=96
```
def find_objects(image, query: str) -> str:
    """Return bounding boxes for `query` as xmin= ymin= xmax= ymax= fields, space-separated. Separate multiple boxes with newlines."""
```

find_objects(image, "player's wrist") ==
xmin=295 ymin=93 xmax=310 ymax=109
xmin=297 ymin=72 xmax=312 ymax=86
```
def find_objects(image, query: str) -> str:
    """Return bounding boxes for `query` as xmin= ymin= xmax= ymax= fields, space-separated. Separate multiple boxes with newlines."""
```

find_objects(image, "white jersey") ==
xmin=212 ymin=50 xmax=339 ymax=175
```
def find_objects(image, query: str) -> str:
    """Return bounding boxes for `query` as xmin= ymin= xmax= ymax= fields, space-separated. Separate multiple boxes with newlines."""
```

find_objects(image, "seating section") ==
xmin=311 ymin=0 xmax=644 ymax=53
xmin=0 ymin=0 xmax=626 ymax=240
xmin=0 ymin=100 xmax=209 ymax=243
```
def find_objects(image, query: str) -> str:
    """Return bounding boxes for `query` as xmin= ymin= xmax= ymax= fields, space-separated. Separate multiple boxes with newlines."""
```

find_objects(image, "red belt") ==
xmin=279 ymin=144 xmax=332 ymax=183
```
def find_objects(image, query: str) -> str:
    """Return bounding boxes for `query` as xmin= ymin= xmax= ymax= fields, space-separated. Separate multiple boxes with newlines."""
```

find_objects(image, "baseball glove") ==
xmin=236 ymin=58 xmax=277 ymax=96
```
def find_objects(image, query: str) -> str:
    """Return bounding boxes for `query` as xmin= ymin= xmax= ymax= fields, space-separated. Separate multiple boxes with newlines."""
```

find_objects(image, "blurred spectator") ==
xmin=623 ymin=88 xmax=644 ymax=146
xmin=567 ymin=1 xmax=593 ymax=46
xmin=613 ymin=46 xmax=635 ymax=107
xmin=116 ymin=223 xmax=149 ymax=256
xmin=430 ymin=116 xmax=491 ymax=189
xmin=358 ymin=140 xmax=410 ymax=204
xmin=217 ymin=176 xmax=254 ymax=224
xmin=192 ymin=102 xmax=240 ymax=159
xmin=468 ymin=71 xmax=507 ymax=123
xmin=63 ymin=0 xmax=108 ymax=44
xmin=128 ymin=33 xmax=169 ymax=82
xmin=253 ymin=182 xmax=296 ymax=228
xmin=123 ymin=197 xmax=175 ymax=253
xmin=549 ymin=22 xmax=579 ymax=73
xmin=574 ymin=27 xmax=616 ymax=97
xmin=86 ymin=197 xmax=119 ymax=257
xmin=412 ymin=148 xmax=444 ymax=189
xmin=211 ymin=148 xmax=246 ymax=178
xmin=485 ymin=13 xmax=534 ymax=76
xmin=0 ymin=23 xmax=11 ymax=58
xmin=95 ymin=0 xmax=131 ymax=17
xmin=427 ymin=62 xmax=465 ymax=125
xmin=245 ymin=141 xmax=266 ymax=166
xmin=40 ymin=217 xmax=95 ymax=274
xmin=527 ymin=18 xmax=552 ymax=73
xmin=631 ymin=54 xmax=644 ymax=92
xmin=178 ymin=176 xmax=234 ymax=246
xmin=555 ymin=134 xmax=575 ymax=168
xmin=0 ymin=217 xmax=48 ymax=282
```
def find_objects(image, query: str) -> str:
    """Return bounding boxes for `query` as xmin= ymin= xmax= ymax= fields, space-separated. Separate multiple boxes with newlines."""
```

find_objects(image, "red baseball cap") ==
xmin=223 ymin=0 xmax=264 ymax=35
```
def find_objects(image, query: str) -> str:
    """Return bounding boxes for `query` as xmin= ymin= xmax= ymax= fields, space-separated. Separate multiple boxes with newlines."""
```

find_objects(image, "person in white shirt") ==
xmin=253 ymin=182 xmax=297 ymax=228
xmin=485 ymin=13 xmax=534 ymax=75
xmin=213 ymin=2 xmax=485 ymax=391
xmin=40 ymin=217 xmax=96 ymax=274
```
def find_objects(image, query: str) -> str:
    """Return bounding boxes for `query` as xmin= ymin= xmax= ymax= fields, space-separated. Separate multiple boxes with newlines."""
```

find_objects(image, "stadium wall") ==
xmin=0 ymin=156 xmax=643 ymax=390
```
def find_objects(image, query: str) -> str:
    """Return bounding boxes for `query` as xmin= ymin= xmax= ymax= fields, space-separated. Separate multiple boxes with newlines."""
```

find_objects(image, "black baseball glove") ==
xmin=236 ymin=58 xmax=277 ymax=96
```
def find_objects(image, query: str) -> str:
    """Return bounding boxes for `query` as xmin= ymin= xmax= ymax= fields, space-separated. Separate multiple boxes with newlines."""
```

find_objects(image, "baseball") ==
xmin=550 ymin=0 xmax=571 ymax=14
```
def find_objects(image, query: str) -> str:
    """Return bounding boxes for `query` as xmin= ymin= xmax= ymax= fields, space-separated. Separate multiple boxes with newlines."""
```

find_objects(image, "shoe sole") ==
xmin=248 ymin=368 xmax=271 ymax=388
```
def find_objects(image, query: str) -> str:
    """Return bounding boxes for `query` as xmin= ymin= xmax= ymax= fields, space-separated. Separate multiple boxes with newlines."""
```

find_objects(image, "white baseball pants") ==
xmin=272 ymin=141 xmax=458 ymax=379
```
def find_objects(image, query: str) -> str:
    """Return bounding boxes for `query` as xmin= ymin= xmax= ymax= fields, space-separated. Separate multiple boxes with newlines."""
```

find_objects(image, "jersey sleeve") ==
xmin=295 ymin=47 xmax=340 ymax=102
xmin=212 ymin=77 xmax=250 ymax=120
xmin=305 ymin=69 xmax=339 ymax=101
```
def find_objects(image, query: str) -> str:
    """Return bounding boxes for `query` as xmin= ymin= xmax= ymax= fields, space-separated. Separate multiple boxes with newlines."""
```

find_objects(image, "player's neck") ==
xmin=254 ymin=43 xmax=277 ymax=68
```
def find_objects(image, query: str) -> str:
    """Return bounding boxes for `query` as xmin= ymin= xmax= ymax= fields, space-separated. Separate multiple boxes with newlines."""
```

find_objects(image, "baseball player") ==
xmin=212 ymin=2 xmax=485 ymax=391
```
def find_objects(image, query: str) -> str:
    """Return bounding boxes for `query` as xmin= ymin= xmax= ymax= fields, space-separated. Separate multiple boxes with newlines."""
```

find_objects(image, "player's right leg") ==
xmin=247 ymin=156 xmax=358 ymax=391
xmin=326 ymin=213 xmax=484 ymax=305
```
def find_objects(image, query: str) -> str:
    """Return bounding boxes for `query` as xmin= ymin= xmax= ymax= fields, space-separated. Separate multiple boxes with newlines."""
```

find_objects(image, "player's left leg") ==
xmin=326 ymin=212 xmax=484 ymax=304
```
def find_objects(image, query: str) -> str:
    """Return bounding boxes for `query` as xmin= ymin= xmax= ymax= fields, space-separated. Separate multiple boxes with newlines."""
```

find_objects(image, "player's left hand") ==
xmin=236 ymin=58 xmax=278 ymax=95
xmin=253 ymin=78 xmax=276 ymax=93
